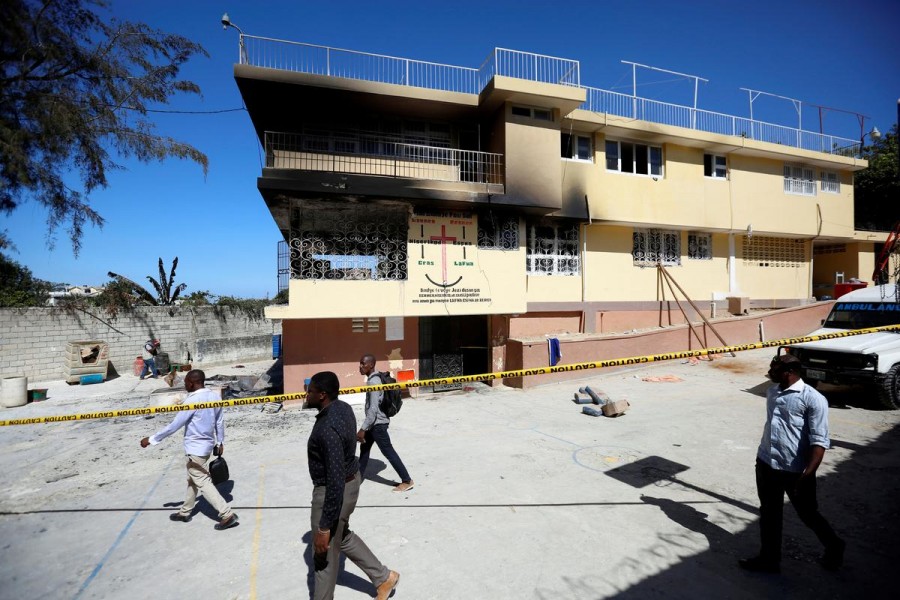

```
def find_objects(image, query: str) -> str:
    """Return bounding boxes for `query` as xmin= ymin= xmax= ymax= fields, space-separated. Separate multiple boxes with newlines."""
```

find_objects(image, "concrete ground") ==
xmin=1 ymin=350 xmax=898 ymax=599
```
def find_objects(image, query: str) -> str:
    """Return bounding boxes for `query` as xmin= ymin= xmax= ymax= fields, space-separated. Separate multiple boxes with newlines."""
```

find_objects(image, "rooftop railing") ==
xmin=239 ymin=35 xmax=860 ymax=157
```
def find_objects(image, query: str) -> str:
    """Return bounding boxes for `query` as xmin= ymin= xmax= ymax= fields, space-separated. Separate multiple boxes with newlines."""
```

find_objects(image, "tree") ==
xmin=0 ymin=254 xmax=51 ymax=306
xmin=107 ymin=256 xmax=187 ymax=305
xmin=855 ymin=124 xmax=899 ymax=231
xmin=0 ymin=0 xmax=208 ymax=255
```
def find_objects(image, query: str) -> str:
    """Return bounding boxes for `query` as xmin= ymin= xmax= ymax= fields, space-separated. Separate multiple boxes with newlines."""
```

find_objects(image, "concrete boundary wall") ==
xmin=506 ymin=302 xmax=834 ymax=388
xmin=0 ymin=306 xmax=282 ymax=381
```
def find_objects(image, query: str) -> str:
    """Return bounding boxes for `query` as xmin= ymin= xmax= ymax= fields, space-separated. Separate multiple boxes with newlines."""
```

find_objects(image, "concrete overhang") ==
xmin=564 ymin=109 xmax=869 ymax=172
xmin=234 ymin=64 xmax=481 ymax=139
xmin=478 ymin=75 xmax=586 ymax=115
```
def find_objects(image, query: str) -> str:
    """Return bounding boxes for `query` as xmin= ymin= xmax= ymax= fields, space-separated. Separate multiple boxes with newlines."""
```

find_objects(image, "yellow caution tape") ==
xmin=2 ymin=323 xmax=898 ymax=427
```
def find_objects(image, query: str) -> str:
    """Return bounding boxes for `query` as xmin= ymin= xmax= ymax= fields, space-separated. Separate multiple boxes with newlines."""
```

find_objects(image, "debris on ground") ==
xmin=579 ymin=386 xmax=609 ymax=405
xmin=582 ymin=406 xmax=603 ymax=417
xmin=601 ymin=400 xmax=631 ymax=417
xmin=641 ymin=375 xmax=683 ymax=383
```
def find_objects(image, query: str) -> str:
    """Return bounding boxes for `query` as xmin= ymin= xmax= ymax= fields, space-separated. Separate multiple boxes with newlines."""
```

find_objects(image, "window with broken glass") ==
xmin=633 ymin=229 xmax=681 ymax=267
xmin=687 ymin=232 xmax=712 ymax=260
xmin=477 ymin=214 xmax=519 ymax=250
xmin=290 ymin=203 xmax=408 ymax=281
xmin=526 ymin=222 xmax=580 ymax=275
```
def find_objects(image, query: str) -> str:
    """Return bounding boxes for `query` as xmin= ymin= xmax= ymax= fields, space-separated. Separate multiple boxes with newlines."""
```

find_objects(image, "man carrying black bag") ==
xmin=140 ymin=369 xmax=238 ymax=530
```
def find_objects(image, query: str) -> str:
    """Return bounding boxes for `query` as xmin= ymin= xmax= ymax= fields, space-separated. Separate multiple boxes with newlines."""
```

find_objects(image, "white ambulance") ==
xmin=782 ymin=284 xmax=900 ymax=409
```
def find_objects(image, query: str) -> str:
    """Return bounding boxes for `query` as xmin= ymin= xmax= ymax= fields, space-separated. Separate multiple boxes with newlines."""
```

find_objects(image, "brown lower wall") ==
xmin=282 ymin=317 xmax=419 ymax=393
xmin=504 ymin=301 xmax=834 ymax=388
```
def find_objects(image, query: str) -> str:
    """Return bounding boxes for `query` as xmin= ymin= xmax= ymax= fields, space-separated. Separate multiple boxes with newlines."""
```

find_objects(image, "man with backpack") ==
xmin=357 ymin=354 xmax=414 ymax=492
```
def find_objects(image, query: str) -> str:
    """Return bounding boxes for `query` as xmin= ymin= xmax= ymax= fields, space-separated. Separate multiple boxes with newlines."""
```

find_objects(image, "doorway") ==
xmin=418 ymin=315 xmax=489 ymax=391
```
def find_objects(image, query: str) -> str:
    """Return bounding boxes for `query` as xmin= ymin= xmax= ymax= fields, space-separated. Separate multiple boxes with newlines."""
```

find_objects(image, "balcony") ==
xmin=237 ymin=35 xmax=860 ymax=157
xmin=264 ymin=131 xmax=504 ymax=190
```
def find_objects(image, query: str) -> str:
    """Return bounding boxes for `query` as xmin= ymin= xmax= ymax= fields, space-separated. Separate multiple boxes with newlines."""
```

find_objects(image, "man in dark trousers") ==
xmin=357 ymin=354 xmax=414 ymax=492
xmin=306 ymin=371 xmax=400 ymax=600
xmin=739 ymin=354 xmax=845 ymax=573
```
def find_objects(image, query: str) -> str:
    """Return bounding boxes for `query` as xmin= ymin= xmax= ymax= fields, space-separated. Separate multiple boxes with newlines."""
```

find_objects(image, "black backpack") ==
xmin=377 ymin=371 xmax=403 ymax=417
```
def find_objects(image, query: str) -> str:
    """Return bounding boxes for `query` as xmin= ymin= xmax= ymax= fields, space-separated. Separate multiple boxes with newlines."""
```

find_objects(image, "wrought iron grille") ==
xmin=289 ymin=203 xmax=409 ymax=280
xmin=633 ymin=229 xmax=681 ymax=267
xmin=478 ymin=214 xmax=519 ymax=250
xmin=526 ymin=222 xmax=580 ymax=275
xmin=687 ymin=233 xmax=712 ymax=260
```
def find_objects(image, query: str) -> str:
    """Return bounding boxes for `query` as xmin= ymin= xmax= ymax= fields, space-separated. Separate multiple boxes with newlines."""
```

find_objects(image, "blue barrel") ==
xmin=80 ymin=373 xmax=104 ymax=385
xmin=272 ymin=334 xmax=282 ymax=359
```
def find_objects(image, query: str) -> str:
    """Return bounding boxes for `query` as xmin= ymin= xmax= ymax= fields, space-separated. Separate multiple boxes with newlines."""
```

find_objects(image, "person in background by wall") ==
xmin=140 ymin=339 xmax=160 ymax=380
xmin=139 ymin=369 xmax=238 ymax=530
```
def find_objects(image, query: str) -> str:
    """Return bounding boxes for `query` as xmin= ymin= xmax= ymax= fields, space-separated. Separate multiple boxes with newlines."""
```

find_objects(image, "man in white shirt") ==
xmin=140 ymin=369 xmax=238 ymax=530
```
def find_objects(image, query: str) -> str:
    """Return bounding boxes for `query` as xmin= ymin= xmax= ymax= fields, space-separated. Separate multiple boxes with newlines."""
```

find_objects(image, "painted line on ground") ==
xmin=72 ymin=454 xmax=176 ymax=599
xmin=3 ymin=324 xmax=898 ymax=428
xmin=249 ymin=464 xmax=265 ymax=600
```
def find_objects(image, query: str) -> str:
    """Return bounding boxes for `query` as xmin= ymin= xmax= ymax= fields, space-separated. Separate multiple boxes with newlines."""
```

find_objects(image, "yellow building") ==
xmin=231 ymin=38 xmax=868 ymax=393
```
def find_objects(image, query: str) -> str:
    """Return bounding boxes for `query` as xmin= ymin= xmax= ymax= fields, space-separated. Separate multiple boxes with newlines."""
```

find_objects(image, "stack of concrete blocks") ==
xmin=574 ymin=385 xmax=630 ymax=417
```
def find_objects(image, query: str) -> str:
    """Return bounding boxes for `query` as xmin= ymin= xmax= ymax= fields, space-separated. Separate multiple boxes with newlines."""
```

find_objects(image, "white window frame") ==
xmin=687 ymin=232 xmax=712 ymax=260
xmin=783 ymin=164 xmax=816 ymax=196
xmin=605 ymin=140 xmax=663 ymax=177
xmin=526 ymin=222 xmax=580 ymax=276
xmin=820 ymin=170 xmax=840 ymax=194
xmin=633 ymin=229 xmax=681 ymax=267
xmin=561 ymin=133 xmax=593 ymax=161
xmin=704 ymin=154 xmax=727 ymax=179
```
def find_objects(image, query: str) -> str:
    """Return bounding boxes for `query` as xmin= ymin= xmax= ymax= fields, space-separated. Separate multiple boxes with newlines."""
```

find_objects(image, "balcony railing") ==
xmin=265 ymin=131 xmax=504 ymax=186
xmin=239 ymin=36 xmax=860 ymax=157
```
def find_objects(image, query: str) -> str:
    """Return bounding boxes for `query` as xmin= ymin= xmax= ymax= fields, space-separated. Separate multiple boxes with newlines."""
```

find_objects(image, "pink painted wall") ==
xmin=505 ymin=302 xmax=833 ymax=388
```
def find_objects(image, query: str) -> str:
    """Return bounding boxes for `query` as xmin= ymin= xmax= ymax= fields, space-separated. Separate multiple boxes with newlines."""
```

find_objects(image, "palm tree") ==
xmin=108 ymin=257 xmax=187 ymax=305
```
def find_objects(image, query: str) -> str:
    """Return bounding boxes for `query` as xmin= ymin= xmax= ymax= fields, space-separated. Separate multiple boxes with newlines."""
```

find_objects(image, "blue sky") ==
xmin=5 ymin=0 xmax=899 ymax=298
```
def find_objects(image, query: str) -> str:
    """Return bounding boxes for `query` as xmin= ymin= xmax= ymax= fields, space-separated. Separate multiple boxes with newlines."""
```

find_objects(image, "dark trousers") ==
xmin=755 ymin=459 xmax=842 ymax=563
xmin=359 ymin=423 xmax=411 ymax=483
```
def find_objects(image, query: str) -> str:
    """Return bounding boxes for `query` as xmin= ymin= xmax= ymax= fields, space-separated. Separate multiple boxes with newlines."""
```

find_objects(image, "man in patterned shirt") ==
xmin=739 ymin=354 xmax=845 ymax=573
xmin=306 ymin=371 xmax=400 ymax=600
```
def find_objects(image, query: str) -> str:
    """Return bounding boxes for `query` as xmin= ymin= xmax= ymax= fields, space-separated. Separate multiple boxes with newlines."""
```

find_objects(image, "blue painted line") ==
xmin=73 ymin=455 xmax=176 ymax=599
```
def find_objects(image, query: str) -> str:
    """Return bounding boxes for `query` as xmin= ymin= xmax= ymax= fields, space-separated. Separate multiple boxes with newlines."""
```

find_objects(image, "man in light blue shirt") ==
xmin=739 ymin=354 xmax=844 ymax=573
xmin=140 ymin=370 xmax=238 ymax=530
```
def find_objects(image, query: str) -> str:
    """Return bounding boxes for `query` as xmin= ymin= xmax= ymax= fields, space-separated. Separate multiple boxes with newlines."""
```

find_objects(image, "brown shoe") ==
xmin=376 ymin=570 xmax=399 ymax=600
xmin=393 ymin=481 xmax=414 ymax=493
xmin=214 ymin=514 xmax=239 ymax=531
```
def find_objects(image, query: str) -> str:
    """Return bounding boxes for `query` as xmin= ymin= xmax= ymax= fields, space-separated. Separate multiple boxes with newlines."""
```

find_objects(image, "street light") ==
xmin=221 ymin=12 xmax=246 ymax=63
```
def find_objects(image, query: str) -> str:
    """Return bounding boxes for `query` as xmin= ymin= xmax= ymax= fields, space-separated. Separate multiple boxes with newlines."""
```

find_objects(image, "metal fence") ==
xmin=240 ymin=36 xmax=859 ymax=157
xmin=581 ymin=86 xmax=860 ymax=155
xmin=265 ymin=131 xmax=504 ymax=185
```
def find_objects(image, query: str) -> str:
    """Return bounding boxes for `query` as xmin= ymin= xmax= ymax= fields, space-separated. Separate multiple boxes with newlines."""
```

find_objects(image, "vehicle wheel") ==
xmin=876 ymin=364 xmax=900 ymax=409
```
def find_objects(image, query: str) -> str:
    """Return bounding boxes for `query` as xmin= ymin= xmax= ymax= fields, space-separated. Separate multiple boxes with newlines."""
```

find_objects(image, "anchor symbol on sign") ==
xmin=425 ymin=224 xmax=463 ymax=288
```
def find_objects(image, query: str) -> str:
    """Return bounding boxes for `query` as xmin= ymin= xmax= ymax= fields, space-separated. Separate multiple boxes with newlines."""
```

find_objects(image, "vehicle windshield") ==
xmin=824 ymin=302 xmax=900 ymax=330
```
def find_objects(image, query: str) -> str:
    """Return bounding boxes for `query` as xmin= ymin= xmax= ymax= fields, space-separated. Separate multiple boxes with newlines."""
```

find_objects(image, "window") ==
xmin=820 ymin=171 xmax=840 ymax=194
xmin=526 ymin=221 xmax=580 ymax=275
xmin=633 ymin=229 xmax=681 ymax=267
xmin=783 ymin=164 xmax=816 ymax=195
xmin=511 ymin=106 xmax=553 ymax=121
xmin=704 ymin=154 xmax=727 ymax=179
xmin=606 ymin=140 xmax=663 ymax=176
xmin=813 ymin=243 xmax=847 ymax=255
xmin=687 ymin=233 xmax=712 ymax=260
xmin=743 ymin=236 xmax=805 ymax=267
xmin=478 ymin=214 xmax=519 ymax=250
xmin=291 ymin=202 xmax=408 ymax=281
xmin=561 ymin=133 xmax=592 ymax=161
